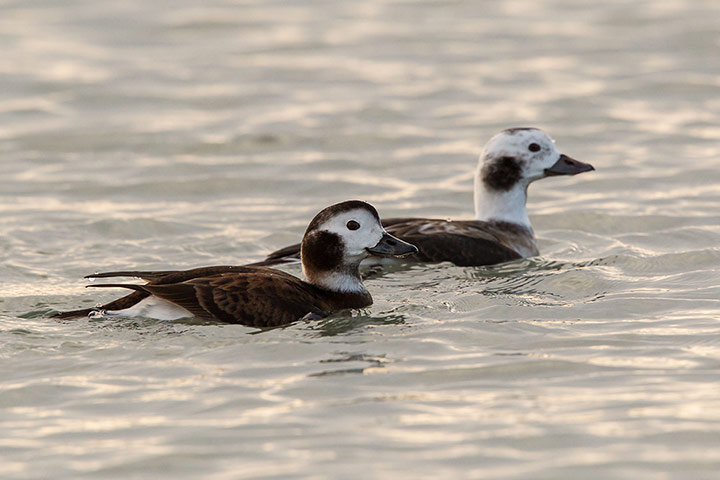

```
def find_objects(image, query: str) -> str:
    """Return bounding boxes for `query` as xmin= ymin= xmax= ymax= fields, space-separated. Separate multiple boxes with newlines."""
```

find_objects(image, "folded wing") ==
xmin=254 ymin=217 xmax=532 ymax=267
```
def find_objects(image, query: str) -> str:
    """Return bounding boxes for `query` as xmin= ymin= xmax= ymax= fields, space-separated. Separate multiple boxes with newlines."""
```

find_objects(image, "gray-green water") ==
xmin=2 ymin=1 xmax=720 ymax=478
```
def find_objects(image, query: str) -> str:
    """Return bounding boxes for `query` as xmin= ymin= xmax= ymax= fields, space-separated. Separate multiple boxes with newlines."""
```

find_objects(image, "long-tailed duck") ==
xmin=255 ymin=128 xmax=594 ymax=267
xmin=53 ymin=201 xmax=418 ymax=327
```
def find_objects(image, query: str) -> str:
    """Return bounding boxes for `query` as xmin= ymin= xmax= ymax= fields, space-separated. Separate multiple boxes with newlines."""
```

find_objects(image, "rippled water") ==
xmin=2 ymin=0 xmax=720 ymax=478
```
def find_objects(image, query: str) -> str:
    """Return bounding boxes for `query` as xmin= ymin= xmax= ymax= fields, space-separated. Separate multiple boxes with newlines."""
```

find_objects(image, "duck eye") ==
xmin=346 ymin=220 xmax=360 ymax=231
xmin=528 ymin=143 xmax=541 ymax=152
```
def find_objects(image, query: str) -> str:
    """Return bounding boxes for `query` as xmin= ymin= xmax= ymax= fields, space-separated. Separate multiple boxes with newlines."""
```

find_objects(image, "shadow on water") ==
xmin=17 ymin=302 xmax=62 ymax=319
xmin=467 ymin=259 xmax=573 ymax=303
xmin=466 ymin=257 xmax=577 ymax=280
xmin=469 ymin=257 xmax=620 ymax=303
xmin=310 ymin=351 xmax=391 ymax=377
xmin=306 ymin=311 xmax=407 ymax=337
xmin=242 ymin=310 xmax=408 ymax=337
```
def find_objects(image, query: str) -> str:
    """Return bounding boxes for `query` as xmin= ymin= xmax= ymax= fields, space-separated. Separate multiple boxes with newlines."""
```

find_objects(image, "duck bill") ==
xmin=545 ymin=154 xmax=595 ymax=176
xmin=366 ymin=232 xmax=418 ymax=257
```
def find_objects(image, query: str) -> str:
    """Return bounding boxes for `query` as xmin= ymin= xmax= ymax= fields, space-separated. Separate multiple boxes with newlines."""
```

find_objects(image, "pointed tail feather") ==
xmin=85 ymin=270 xmax=179 ymax=281
xmin=87 ymin=283 xmax=149 ymax=292
xmin=51 ymin=290 xmax=150 ymax=319
xmin=51 ymin=307 xmax=98 ymax=319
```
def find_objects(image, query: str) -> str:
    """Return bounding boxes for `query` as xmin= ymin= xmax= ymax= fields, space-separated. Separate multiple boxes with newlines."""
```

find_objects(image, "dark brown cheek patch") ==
xmin=301 ymin=231 xmax=345 ymax=272
xmin=482 ymin=156 xmax=522 ymax=191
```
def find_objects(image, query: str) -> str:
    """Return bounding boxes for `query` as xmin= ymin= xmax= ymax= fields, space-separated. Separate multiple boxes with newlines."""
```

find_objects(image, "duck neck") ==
xmin=474 ymin=172 xmax=532 ymax=230
xmin=302 ymin=262 xmax=372 ymax=310
xmin=302 ymin=266 xmax=368 ymax=295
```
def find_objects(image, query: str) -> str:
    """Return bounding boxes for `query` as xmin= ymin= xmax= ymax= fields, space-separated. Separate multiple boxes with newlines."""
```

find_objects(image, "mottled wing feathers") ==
xmin=54 ymin=266 xmax=259 ymax=319
xmin=142 ymin=270 xmax=328 ymax=327
xmin=382 ymin=219 xmax=523 ymax=266
xmin=393 ymin=228 xmax=521 ymax=265
xmin=55 ymin=265 xmax=325 ymax=325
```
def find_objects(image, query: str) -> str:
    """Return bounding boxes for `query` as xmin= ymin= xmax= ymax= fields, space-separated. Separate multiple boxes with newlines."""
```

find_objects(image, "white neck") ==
xmin=473 ymin=172 xmax=532 ymax=228
xmin=302 ymin=269 xmax=368 ymax=294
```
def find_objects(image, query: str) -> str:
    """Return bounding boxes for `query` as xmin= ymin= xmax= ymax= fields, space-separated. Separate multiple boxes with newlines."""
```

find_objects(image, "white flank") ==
xmin=106 ymin=296 xmax=193 ymax=321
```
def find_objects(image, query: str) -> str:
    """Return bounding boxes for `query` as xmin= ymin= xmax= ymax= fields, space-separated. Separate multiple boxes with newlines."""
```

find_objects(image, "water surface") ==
xmin=2 ymin=1 xmax=720 ymax=478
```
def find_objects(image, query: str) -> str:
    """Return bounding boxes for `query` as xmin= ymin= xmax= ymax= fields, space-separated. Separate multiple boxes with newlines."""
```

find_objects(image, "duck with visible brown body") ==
xmin=256 ymin=128 xmax=594 ymax=267
xmin=53 ymin=201 xmax=417 ymax=327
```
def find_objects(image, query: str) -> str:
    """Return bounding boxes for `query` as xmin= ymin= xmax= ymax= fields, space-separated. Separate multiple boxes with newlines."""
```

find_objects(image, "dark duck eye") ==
xmin=346 ymin=220 xmax=360 ymax=230
xmin=528 ymin=143 xmax=541 ymax=152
